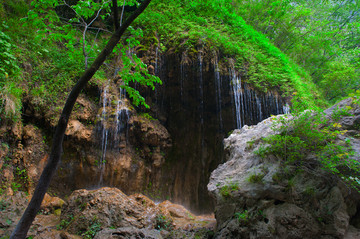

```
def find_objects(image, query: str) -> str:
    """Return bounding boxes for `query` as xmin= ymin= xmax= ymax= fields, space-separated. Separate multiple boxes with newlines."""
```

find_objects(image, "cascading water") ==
xmin=283 ymin=103 xmax=290 ymax=114
xmin=230 ymin=65 xmax=286 ymax=129
xmin=255 ymin=92 xmax=263 ymax=121
xmin=97 ymin=80 xmax=131 ymax=187
xmin=115 ymin=86 xmax=130 ymax=145
xmin=198 ymin=51 xmax=204 ymax=127
xmin=98 ymin=81 xmax=110 ymax=187
xmin=214 ymin=57 xmax=223 ymax=133
xmin=230 ymin=67 xmax=243 ymax=129
xmin=198 ymin=50 xmax=205 ymax=168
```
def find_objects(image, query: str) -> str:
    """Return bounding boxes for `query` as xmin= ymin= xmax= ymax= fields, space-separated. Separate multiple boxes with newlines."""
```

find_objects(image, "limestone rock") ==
xmin=40 ymin=193 xmax=65 ymax=213
xmin=208 ymin=99 xmax=360 ymax=238
xmin=61 ymin=187 xmax=150 ymax=234
xmin=129 ymin=115 xmax=172 ymax=168
xmin=59 ymin=187 xmax=215 ymax=238
xmin=94 ymin=227 xmax=162 ymax=239
xmin=65 ymin=119 xmax=93 ymax=143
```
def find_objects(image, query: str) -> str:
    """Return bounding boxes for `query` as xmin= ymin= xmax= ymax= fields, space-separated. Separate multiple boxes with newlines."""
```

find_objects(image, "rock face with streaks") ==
xmin=208 ymin=98 xmax=360 ymax=238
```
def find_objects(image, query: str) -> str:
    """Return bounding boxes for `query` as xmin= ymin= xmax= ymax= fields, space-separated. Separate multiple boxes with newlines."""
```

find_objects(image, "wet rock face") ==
xmin=208 ymin=99 xmax=360 ymax=238
xmin=47 ymin=82 xmax=172 ymax=197
xmin=143 ymin=51 xmax=287 ymax=213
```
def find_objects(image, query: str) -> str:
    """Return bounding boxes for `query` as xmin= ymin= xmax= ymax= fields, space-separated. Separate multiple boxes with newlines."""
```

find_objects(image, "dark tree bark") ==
xmin=10 ymin=0 xmax=152 ymax=238
xmin=112 ymin=0 xmax=120 ymax=30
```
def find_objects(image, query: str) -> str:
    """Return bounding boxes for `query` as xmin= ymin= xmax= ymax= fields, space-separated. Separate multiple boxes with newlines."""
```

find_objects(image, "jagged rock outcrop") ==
xmin=208 ymin=98 xmax=360 ymax=238
xmin=59 ymin=187 xmax=214 ymax=238
xmin=0 ymin=187 xmax=215 ymax=238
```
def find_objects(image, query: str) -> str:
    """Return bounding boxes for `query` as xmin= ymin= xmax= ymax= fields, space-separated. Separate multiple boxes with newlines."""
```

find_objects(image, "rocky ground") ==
xmin=0 ymin=187 xmax=215 ymax=238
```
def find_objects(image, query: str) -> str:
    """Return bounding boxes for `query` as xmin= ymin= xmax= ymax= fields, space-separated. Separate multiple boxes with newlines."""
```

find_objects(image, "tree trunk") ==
xmin=10 ymin=0 xmax=152 ymax=238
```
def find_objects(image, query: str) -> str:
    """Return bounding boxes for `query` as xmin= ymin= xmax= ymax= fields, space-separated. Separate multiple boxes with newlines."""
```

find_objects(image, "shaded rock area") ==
xmin=140 ymin=49 xmax=288 ymax=213
xmin=0 ymin=187 xmax=215 ymax=238
xmin=208 ymin=98 xmax=360 ymax=238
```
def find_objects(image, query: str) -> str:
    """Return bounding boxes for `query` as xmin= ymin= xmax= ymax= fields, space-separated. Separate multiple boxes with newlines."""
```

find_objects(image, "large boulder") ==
xmin=208 ymin=98 xmax=360 ymax=238
xmin=60 ymin=187 xmax=215 ymax=238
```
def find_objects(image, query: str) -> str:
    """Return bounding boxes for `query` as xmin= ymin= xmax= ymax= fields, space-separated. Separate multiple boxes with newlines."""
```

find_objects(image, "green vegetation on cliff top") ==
xmin=1 ymin=0 xmax=342 ymax=124
xmin=136 ymin=0 xmax=325 ymax=109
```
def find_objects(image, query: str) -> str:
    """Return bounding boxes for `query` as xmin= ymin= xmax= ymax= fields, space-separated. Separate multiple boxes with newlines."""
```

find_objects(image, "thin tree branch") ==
xmin=120 ymin=0 xmax=126 ymax=26
xmin=63 ymin=0 xmax=86 ymax=25
xmin=10 ymin=0 xmax=152 ymax=238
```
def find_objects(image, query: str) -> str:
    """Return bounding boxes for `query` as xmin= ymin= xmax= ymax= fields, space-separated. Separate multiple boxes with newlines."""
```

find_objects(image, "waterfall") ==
xmin=115 ymin=86 xmax=129 ymax=145
xmin=230 ymin=67 xmax=243 ymax=129
xmin=214 ymin=57 xmax=223 ymax=133
xmin=255 ymin=92 xmax=263 ymax=121
xmin=230 ymin=65 xmax=287 ymax=129
xmin=97 ymin=80 xmax=131 ymax=187
xmin=283 ymin=103 xmax=290 ymax=114
xmin=198 ymin=51 xmax=204 ymax=127
xmin=98 ymin=81 xmax=110 ymax=187
xmin=198 ymin=50 xmax=205 ymax=169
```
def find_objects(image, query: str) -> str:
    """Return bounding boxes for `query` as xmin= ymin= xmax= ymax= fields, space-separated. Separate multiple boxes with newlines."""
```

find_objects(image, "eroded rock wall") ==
xmin=143 ymin=49 xmax=288 ymax=213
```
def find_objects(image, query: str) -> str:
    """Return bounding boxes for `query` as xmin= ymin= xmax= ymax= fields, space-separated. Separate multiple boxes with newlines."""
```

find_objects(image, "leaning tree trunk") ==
xmin=10 ymin=0 xmax=152 ymax=238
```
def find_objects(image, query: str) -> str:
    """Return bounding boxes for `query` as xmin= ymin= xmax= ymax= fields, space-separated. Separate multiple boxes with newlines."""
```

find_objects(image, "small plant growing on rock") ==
xmin=235 ymin=210 xmax=249 ymax=224
xmin=155 ymin=214 xmax=174 ymax=231
xmin=304 ymin=186 xmax=316 ymax=197
xmin=79 ymin=216 xmax=102 ymax=239
xmin=248 ymin=173 xmax=264 ymax=183
xmin=139 ymin=112 xmax=155 ymax=121
xmin=57 ymin=214 xmax=74 ymax=230
xmin=219 ymin=182 xmax=240 ymax=198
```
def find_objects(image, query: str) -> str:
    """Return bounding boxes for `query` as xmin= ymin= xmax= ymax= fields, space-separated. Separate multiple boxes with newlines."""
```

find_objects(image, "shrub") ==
xmin=255 ymin=109 xmax=360 ymax=190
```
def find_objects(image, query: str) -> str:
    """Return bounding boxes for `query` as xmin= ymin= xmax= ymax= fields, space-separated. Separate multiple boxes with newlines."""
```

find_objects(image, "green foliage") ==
xmin=255 ymin=109 xmax=360 ymax=190
xmin=235 ymin=210 xmax=249 ymax=224
xmin=139 ymin=112 xmax=155 ymax=121
xmin=57 ymin=214 xmax=74 ymax=230
xmin=219 ymin=182 xmax=239 ymax=198
xmin=0 ymin=0 xmax=160 ymax=125
xmin=320 ymin=61 xmax=359 ymax=103
xmin=248 ymin=173 xmax=265 ymax=184
xmin=155 ymin=214 xmax=173 ymax=231
xmin=331 ymin=106 xmax=353 ymax=121
xmin=136 ymin=0 xmax=321 ymax=107
xmin=0 ymin=24 xmax=23 ymax=123
xmin=234 ymin=0 xmax=360 ymax=103
xmin=0 ymin=199 xmax=9 ymax=211
xmin=0 ymin=29 xmax=20 ymax=79
xmin=79 ymin=216 xmax=102 ymax=239
xmin=349 ymin=90 xmax=360 ymax=106
xmin=116 ymin=28 xmax=162 ymax=108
